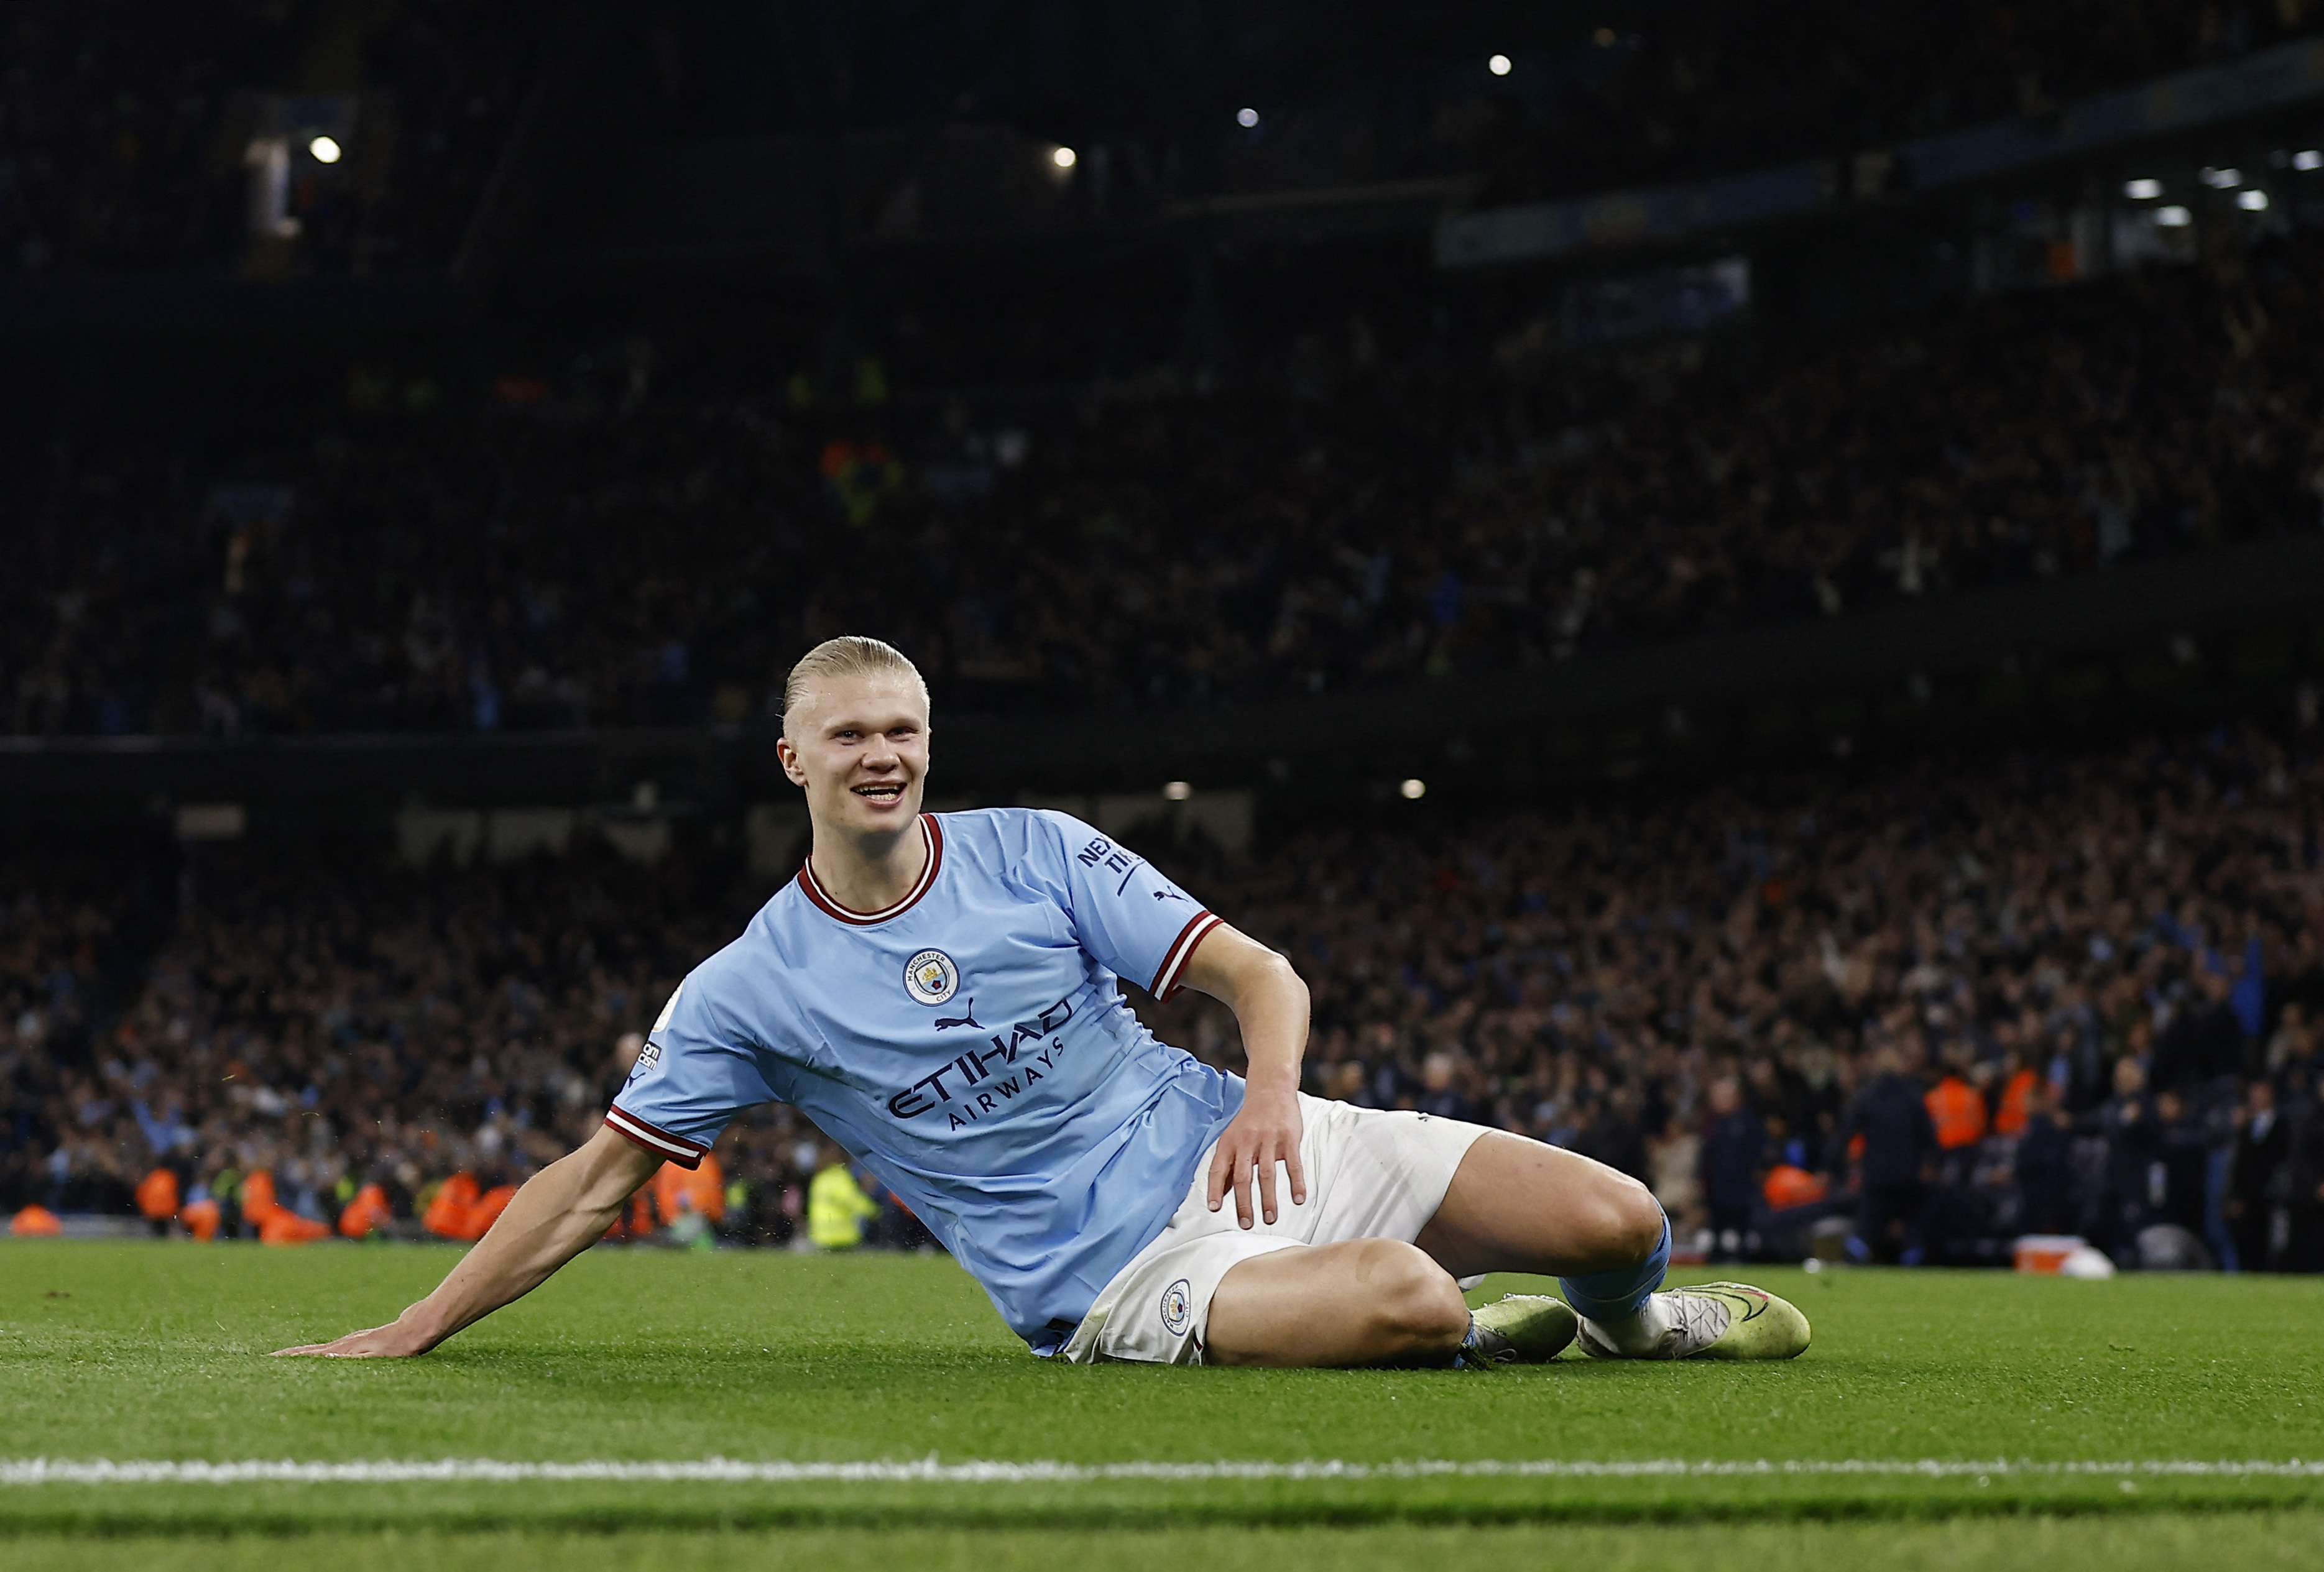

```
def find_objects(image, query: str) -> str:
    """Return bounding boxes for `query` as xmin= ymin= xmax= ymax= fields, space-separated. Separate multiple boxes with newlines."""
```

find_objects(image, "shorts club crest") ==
xmin=1159 ymin=1278 xmax=1193 ymax=1337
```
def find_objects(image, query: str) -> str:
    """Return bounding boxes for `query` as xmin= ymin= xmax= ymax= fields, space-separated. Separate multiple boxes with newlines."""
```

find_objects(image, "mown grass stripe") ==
xmin=2 ymin=1459 xmax=2322 ymax=1486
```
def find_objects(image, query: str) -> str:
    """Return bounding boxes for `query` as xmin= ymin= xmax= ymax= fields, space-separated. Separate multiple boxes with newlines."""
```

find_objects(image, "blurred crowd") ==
xmin=0 ymin=834 xmax=853 ymax=1248
xmin=295 ymin=0 xmax=554 ymax=277
xmin=1181 ymin=720 xmax=2324 ymax=1272
xmin=1 ymin=0 xmax=550 ymax=277
xmin=4 ymin=719 xmax=2322 ymax=1270
xmin=9 ymin=236 xmax=2324 ymax=737
xmin=0 ymin=0 xmax=278 ymax=273
xmin=1481 ymin=0 xmax=2321 ymax=205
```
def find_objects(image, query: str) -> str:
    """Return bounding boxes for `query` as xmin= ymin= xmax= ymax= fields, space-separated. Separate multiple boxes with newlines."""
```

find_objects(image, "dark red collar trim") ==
xmin=798 ymin=814 xmax=943 ymax=926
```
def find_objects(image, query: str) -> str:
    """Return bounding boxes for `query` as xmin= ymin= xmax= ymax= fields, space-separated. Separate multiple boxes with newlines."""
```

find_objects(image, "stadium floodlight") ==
xmin=308 ymin=134 xmax=342 ymax=164
xmin=2239 ymin=189 xmax=2271 ymax=210
xmin=2199 ymin=166 xmax=2241 ymax=188
xmin=2155 ymin=205 xmax=2193 ymax=227
xmin=1163 ymin=780 xmax=1192 ymax=801
xmin=2298 ymin=149 xmax=2324 ymax=171
xmin=1488 ymin=53 xmax=1513 ymax=76
xmin=1399 ymin=778 xmax=1427 ymax=799
xmin=1051 ymin=145 xmax=1077 ymax=170
xmin=1236 ymin=107 xmax=1260 ymax=128
xmin=2123 ymin=177 xmax=2162 ymax=200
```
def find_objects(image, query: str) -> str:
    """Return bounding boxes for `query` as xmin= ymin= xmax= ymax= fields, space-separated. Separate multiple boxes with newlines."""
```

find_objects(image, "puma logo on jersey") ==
xmin=934 ymin=1000 xmax=980 ymax=1031
xmin=885 ymin=996 xmax=1074 ymax=1121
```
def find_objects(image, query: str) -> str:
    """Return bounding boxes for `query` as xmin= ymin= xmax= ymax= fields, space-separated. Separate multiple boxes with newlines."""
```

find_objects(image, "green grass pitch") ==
xmin=2 ymin=1240 xmax=2322 ymax=1568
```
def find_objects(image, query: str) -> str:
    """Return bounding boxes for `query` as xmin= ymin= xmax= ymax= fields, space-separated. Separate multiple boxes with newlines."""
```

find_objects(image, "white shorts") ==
xmin=1059 ymin=1093 xmax=1492 ymax=1365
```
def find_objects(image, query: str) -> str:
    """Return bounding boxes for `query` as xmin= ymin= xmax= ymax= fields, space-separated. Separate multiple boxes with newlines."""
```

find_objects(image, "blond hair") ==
xmin=781 ymin=636 xmax=928 ymax=734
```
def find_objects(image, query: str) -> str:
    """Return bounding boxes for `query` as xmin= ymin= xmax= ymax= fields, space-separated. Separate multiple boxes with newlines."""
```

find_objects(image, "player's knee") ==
xmin=1358 ymin=1239 xmax=1469 ymax=1353
xmin=1584 ymin=1177 xmax=1666 ymax=1272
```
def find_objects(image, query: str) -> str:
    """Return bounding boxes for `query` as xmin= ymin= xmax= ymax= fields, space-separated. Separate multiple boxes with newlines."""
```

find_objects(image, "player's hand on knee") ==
xmin=1207 ymin=1088 xmax=1306 ymax=1228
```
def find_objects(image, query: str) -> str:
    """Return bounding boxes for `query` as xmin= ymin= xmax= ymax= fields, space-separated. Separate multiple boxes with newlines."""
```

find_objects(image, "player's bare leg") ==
xmin=1418 ymin=1129 xmax=1810 ymax=1361
xmin=1205 ymin=1238 xmax=1470 ymax=1367
xmin=1201 ymin=1138 xmax=1660 ymax=1369
xmin=1414 ymin=1130 xmax=1665 ymax=1279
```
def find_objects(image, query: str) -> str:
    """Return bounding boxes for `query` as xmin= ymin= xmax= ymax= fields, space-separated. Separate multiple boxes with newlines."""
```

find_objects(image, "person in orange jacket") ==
xmin=10 ymin=1205 xmax=62 ymax=1238
xmin=422 ymin=1174 xmax=482 ymax=1239
xmin=1991 ymin=1063 xmax=2039 ymax=1138
xmin=261 ymin=1210 xmax=331 ymax=1246
xmin=135 ymin=1168 xmax=182 ymax=1232
xmin=423 ymin=1173 xmax=520 ymax=1242
xmin=1925 ymin=1070 xmax=1988 ymax=1151
xmin=1763 ymin=1162 xmax=1828 ymax=1211
xmin=338 ymin=1183 xmax=393 ymax=1240
xmin=466 ymin=1184 xmax=519 ymax=1239
xmin=652 ymin=1153 xmax=726 ymax=1229
xmin=239 ymin=1168 xmax=282 ymax=1226
xmin=243 ymin=1172 xmax=330 ymax=1245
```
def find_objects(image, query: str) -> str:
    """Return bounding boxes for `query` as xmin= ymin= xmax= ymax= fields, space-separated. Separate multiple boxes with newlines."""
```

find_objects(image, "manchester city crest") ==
xmin=1159 ymin=1278 xmax=1193 ymax=1337
xmin=903 ymin=948 xmax=961 ymax=1006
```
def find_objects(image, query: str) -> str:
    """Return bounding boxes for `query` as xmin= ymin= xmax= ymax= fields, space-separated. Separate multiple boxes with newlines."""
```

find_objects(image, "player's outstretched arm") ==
xmin=272 ymin=1124 xmax=662 ymax=1358
xmin=1181 ymin=921 xmax=1310 ymax=1230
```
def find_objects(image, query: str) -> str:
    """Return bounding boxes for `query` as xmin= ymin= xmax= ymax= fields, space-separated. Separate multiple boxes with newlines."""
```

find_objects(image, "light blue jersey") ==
xmin=606 ymin=808 xmax=1243 ymax=1353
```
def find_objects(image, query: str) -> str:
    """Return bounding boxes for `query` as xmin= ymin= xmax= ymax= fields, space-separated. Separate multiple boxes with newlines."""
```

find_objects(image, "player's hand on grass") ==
xmin=275 ymin=1129 xmax=658 ymax=1360
xmin=1207 ymin=1086 xmax=1306 ymax=1228
xmin=271 ymin=1317 xmax=435 ymax=1358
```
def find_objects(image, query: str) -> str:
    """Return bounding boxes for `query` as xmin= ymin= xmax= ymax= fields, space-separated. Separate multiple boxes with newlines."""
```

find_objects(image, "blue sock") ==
xmin=1559 ymin=1213 xmax=1670 ymax=1324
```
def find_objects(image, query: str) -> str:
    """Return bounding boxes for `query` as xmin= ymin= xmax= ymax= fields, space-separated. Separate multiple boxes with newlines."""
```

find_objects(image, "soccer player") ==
xmin=280 ymin=637 xmax=1807 ymax=1368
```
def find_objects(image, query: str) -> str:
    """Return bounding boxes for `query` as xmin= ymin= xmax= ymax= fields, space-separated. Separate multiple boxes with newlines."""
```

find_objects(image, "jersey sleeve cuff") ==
xmin=604 ymin=1105 xmax=708 ymax=1169
xmin=1149 ymin=911 xmax=1224 ymax=1002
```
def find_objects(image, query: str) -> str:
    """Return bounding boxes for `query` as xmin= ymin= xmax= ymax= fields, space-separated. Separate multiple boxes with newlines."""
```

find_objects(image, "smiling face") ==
xmin=777 ymin=669 xmax=931 ymax=841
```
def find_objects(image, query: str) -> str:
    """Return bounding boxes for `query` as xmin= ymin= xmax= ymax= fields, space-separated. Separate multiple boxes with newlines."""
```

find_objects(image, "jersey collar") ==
xmin=798 ymin=814 xmax=943 ymax=926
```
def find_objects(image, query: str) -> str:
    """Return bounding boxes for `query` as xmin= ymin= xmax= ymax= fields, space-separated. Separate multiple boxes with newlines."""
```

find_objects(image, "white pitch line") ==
xmin=1 ymin=1458 xmax=2321 ymax=1486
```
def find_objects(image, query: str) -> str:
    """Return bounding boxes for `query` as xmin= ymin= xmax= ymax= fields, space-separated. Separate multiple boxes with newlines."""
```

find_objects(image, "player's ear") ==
xmin=776 ymin=737 xmax=810 ymax=788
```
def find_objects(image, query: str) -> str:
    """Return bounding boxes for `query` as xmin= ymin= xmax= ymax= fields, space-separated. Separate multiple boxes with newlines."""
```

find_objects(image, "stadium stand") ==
xmin=0 ymin=0 xmax=292 ymax=275
xmin=617 ymin=2 xmax=2322 ymax=209
xmin=6 ymin=1 xmax=2324 ymax=1284
xmin=1178 ymin=720 xmax=2324 ymax=1271
xmin=16 ymin=1 xmax=2321 ymax=280
xmin=1 ymin=0 xmax=553 ymax=278
xmin=3 ymin=722 xmax=2320 ymax=1269
xmin=1473 ymin=0 xmax=2324 ymax=205
xmin=7 ymin=232 xmax=2324 ymax=735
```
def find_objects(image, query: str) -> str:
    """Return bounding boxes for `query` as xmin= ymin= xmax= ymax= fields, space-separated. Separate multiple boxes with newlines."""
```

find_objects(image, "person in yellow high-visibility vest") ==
xmin=806 ymin=1154 xmax=877 ymax=1250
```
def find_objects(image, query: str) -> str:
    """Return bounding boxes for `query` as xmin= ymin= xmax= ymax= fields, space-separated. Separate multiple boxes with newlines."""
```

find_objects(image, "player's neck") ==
xmin=808 ymin=816 xmax=929 ymax=914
